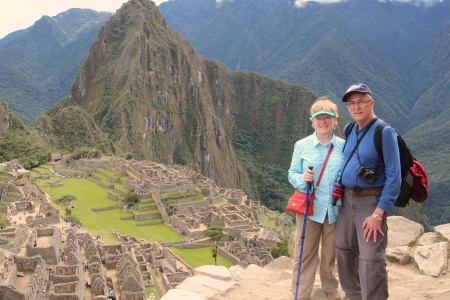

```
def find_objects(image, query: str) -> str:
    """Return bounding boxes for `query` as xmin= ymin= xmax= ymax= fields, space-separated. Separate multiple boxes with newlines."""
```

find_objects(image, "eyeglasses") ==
xmin=346 ymin=99 xmax=372 ymax=107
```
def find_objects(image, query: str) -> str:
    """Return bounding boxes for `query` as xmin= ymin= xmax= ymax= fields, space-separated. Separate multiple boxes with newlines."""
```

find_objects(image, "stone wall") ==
xmin=52 ymin=265 xmax=80 ymax=284
xmin=0 ymin=286 xmax=32 ymax=300
xmin=217 ymin=247 xmax=240 ymax=265
xmin=91 ymin=206 xmax=119 ymax=212
xmin=26 ymin=227 xmax=60 ymax=265
xmin=3 ymin=255 xmax=50 ymax=300
xmin=0 ymin=226 xmax=18 ymax=237
xmin=28 ymin=205 xmax=60 ymax=227
xmin=90 ymin=176 xmax=114 ymax=190
xmin=133 ymin=212 xmax=161 ymax=221
xmin=107 ymin=192 xmax=120 ymax=201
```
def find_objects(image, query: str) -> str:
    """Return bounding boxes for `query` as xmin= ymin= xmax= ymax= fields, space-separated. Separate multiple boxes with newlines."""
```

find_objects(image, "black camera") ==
xmin=357 ymin=166 xmax=378 ymax=184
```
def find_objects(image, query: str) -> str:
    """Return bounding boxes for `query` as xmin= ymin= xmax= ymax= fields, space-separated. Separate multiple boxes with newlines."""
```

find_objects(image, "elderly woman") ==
xmin=288 ymin=97 xmax=344 ymax=300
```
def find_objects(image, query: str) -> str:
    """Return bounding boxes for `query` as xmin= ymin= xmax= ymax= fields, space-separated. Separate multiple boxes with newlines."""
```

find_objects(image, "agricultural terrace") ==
xmin=169 ymin=246 xmax=235 ymax=268
xmin=31 ymin=164 xmax=184 ymax=245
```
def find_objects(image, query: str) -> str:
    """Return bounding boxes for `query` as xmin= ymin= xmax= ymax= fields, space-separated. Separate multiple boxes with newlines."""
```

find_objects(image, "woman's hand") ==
xmin=303 ymin=169 xmax=314 ymax=183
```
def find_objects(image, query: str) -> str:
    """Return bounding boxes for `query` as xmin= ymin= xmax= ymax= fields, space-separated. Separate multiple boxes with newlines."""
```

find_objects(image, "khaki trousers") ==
xmin=292 ymin=214 xmax=339 ymax=300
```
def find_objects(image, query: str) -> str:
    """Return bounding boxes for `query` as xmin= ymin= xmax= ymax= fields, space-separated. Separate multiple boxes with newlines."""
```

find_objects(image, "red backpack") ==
xmin=409 ymin=159 xmax=428 ymax=203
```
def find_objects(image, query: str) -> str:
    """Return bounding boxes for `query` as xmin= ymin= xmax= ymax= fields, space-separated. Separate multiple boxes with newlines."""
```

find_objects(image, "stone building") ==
xmin=0 ymin=254 xmax=48 ymax=300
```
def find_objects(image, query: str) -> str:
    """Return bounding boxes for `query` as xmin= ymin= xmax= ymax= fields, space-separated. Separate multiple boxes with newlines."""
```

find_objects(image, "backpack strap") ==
xmin=342 ymin=121 xmax=356 ymax=153
xmin=374 ymin=122 xmax=386 ymax=161
xmin=339 ymin=118 xmax=378 ymax=184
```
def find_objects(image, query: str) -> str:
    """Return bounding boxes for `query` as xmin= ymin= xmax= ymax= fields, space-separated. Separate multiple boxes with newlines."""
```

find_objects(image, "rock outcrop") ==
xmin=162 ymin=216 xmax=450 ymax=300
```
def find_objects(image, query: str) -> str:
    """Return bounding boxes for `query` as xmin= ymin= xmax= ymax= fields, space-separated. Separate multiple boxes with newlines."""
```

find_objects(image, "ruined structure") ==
xmin=0 ymin=254 xmax=48 ymax=300
xmin=0 ymin=157 xmax=293 ymax=299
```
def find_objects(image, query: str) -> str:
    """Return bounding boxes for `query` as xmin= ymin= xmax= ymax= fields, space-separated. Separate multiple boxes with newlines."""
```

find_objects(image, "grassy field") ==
xmin=33 ymin=172 xmax=184 ymax=244
xmin=169 ymin=246 xmax=235 ymax=268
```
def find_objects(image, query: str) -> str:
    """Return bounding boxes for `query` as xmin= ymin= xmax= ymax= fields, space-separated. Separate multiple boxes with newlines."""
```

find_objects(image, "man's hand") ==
xmin=363 ymin=211 xmax=384 ymax=242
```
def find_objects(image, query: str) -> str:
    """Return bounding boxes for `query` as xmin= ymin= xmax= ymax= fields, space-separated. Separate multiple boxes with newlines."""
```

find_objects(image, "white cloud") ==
xmin=295 ymin=0 xmax=443 ymax=8
xmin=378 ymin=0 xmax=443 ymax=6
xmin=294 ymin=0 xmax=341 ymax=8
xmin=0 ymin=0 xmax=168 ymax=39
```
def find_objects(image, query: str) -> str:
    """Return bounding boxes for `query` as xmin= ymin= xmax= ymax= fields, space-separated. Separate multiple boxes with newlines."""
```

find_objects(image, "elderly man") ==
xmin=336 ymin=83 xmax=401 ymax=300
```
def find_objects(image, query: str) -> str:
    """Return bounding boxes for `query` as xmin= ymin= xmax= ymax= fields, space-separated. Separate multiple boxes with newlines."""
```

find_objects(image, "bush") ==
xmin=125 ymin=192 xmax=140 ymax=208
xmin=56 ymin=195 xmax=77 ymax=203
xmin=267 ymin=238 xmax=289 ymax=259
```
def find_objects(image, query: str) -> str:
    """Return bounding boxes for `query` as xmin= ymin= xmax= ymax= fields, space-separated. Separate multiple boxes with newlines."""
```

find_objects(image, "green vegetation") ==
xmin=169 ymin=246 xmax=234 ymax=268
xmin=97 ymin=167 xmax=123 ymax=178
xmin=203 ymin=226 xmax=226 ymax=266
xmin=0 ymin=10 xmax=111 ymax=124
xmin=0 ymin=102 xmax=52 ymax=169
xmin=33 ymin=106 xmax=116 ymax=155
xmin=56 ymin=195 xmax=77 ymax=203
xmin=267 ymin=238 xmax=289 ymax=259
xmin=67 ymin=147 xmax=102 ymax=162
xmin=145 ymin=286 xmax=160 ymax=300
xmin=32 ymin=167 xmax=183 ymax=244
xmin=259 ymin=213 xmax=295 ymax=258
xmin=0 ymin=129 xmax=50 ymax=170
xmin=30 ymin=164 xmax=54 ymax=176
xmin=405 ymin=126 xmax=450 ymax=226
xmin=124 ymin=192 xmax=141 ymax=208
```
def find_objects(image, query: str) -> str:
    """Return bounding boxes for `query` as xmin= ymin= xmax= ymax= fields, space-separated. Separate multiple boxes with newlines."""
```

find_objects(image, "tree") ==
xmin=203 ymin=226 xmax=225 ymax=266
xmin=267 ymin=238 xmax=289 ymax=259
xmin=124 ymin=192 xmax=140 ymax=208
xmin=57 ymin=194 xmax=77 ymax=203
xmin=66 ymin=215 xmax=81 ymax=225
xmin=65 ymin=208 xmax=72 ymax=217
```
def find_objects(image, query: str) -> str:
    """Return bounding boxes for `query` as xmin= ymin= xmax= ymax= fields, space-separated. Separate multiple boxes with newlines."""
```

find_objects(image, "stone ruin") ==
xmin=27 ymin=202 xmax=61 ymax=227
xmin=67 ymin=158 xmax=291 ymax=268
xmin=0 ymin=157 xmax=295 ymax=299
xmin=0 ymin=253 xmax=48 ymax=300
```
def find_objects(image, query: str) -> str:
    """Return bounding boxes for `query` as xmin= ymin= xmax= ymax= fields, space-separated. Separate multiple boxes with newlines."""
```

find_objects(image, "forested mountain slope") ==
xmin=159 ymin=0 xmax=450 ymax=225
xmin=0 ymin=8 xmax=111 ymax=124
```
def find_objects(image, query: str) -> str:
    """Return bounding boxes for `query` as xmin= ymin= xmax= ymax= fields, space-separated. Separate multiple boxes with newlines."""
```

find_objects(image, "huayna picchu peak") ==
xmin=33 ymin=0 xmax=322 ymax=207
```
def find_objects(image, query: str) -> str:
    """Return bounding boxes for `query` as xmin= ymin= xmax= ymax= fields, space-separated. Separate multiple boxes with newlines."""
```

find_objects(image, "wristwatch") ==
xmin=372 ymin=213 xmax=382 ymax=221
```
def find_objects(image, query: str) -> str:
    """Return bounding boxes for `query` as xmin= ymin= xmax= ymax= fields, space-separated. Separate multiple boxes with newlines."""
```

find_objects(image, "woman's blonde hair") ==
xmin=310 ymin=97 xmax=339 ymax=129
xmin=310 ymin=97 xmax=339 ymax=120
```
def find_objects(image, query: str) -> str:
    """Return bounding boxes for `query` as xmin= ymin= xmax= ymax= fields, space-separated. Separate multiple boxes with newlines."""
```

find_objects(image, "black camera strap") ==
xmin=339 ymin=118 xmax=378 ymax=184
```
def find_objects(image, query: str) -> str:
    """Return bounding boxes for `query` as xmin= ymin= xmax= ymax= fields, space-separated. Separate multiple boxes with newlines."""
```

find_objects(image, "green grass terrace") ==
xmin=31 ymin=165 xmax=184 ymax=245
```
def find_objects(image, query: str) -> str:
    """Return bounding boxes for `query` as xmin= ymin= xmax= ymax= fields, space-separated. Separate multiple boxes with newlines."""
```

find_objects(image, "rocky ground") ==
xmin=162 ymin=218 xmax=450 ymax=300
xmin=161 ymin=256 xmax=450 ymax=300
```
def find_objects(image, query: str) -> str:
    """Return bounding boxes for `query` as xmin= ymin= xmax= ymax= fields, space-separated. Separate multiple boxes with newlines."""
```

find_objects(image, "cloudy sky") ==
xmin=0 ymin=0 xmax=443 ymax=39
xmin=0 ymin=0 xmax=167 ymax=39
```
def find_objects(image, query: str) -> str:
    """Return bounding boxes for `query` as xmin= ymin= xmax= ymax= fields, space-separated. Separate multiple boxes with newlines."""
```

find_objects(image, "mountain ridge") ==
xmin=0 ymin=8 xmax=112 ymax=124
xmin=28 ymin=0 xmax=431 ymax=227
xmin=158 ymin=0 xmax=450 ymax=224
xmin=0 ymin=0 xmax=441 ymax=226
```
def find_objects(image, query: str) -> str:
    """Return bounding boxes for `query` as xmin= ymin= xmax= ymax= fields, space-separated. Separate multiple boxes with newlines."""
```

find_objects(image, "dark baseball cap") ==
xmin=342 ymin=83 xmax=372 ymax=102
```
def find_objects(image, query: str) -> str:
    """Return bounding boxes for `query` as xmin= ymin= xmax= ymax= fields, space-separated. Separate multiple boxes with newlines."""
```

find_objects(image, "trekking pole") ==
xmin=294 ymin=166 xmax=313 ymax=300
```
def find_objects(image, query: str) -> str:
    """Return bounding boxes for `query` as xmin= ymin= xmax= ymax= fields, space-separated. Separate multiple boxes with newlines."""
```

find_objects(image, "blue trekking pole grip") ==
xmin=294 ymin=166 xmax=313 ymax=300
